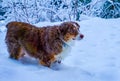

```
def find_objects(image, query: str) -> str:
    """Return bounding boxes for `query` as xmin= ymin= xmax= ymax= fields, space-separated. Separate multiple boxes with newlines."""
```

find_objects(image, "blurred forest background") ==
xmin=0 ymin=0 xmax=120 ymax=24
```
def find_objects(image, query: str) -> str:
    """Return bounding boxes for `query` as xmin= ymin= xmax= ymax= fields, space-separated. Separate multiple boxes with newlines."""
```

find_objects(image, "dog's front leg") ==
xmin=39 ymin=54 xmax=56 ymax=67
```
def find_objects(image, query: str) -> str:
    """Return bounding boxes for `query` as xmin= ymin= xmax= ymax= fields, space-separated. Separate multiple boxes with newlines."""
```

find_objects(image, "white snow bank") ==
xmin=0 ymin=18 xmax=120 ymax=81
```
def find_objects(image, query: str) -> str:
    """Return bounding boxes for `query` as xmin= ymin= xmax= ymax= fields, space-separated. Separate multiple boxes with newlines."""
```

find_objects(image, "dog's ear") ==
xmin=60 ymin=22 xmax=70 ymax=27
xmin=60 ymin=22 xmax=69 ymax=35
xmin=71 ymin=22 xmax=80 ymax=28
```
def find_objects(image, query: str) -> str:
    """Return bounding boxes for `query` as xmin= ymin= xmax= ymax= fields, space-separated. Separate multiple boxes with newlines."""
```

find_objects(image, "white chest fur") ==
xmin=55 ymin=40 xmax=75 ymax=62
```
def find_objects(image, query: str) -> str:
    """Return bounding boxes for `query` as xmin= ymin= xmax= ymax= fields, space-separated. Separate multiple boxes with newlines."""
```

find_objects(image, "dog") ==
xmin=5 ymin=21 xmax=84 ymax=67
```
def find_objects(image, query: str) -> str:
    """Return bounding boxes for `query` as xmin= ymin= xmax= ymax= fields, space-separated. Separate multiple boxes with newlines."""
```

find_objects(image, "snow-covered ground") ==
xmin=0 ymin=18 xmax=120 ymax=81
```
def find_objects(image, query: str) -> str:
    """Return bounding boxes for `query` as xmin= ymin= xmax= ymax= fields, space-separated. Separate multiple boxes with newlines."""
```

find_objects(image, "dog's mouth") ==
xmin=73 ymin=34 xmax=84 ymax=40
xmin=63 ymin=33 xmax=84 ymax=42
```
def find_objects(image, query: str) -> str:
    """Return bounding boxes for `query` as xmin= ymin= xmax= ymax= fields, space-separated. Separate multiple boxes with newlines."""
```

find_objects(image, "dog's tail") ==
xmin=6 ymin=22 xmax=11 ymax=28
xmin=6 ymin=22 xmax=10 ymax=28
xmin=6 ymin=21 xmax=17 ymax=29
xmin=6 ymin=22 xmax=13 ymax=29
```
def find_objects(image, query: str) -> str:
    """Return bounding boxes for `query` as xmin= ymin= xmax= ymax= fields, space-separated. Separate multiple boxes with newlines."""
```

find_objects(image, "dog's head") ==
xmin=60 ymin=21 xmax=84 ymax=42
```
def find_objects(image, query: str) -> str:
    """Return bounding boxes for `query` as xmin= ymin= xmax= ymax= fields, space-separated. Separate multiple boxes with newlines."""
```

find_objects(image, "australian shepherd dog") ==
xmin=5 ymin=21 xmax=84 ymax=67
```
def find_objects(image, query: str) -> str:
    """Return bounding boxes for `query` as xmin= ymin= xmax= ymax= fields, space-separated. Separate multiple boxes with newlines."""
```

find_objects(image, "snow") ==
xmin=0 ymin=17 xmax=120 ymax=81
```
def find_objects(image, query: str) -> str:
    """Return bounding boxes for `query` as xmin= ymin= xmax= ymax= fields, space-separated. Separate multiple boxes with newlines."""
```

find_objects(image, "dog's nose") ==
xmin=80 ymin=34 xmax=84 ymax=39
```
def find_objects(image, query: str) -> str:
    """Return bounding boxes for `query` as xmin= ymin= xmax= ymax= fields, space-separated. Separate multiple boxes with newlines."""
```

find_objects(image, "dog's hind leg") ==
xmin=6 ymin=37 xmax=23 ymax=60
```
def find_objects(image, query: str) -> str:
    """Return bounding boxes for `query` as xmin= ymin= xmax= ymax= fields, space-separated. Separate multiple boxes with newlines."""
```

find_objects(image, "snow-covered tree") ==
xmin=0 ymin=0 xmax=120 ymax=23
xmin=0 ymin=0 xmax=6 ymax=20
xmin=100 ymin=0 xmax=120 ymax=18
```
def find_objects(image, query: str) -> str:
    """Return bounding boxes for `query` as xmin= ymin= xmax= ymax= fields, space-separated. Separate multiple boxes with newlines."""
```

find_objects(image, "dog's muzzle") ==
xmin=73 ymin=33 xmax=84 ymax=40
